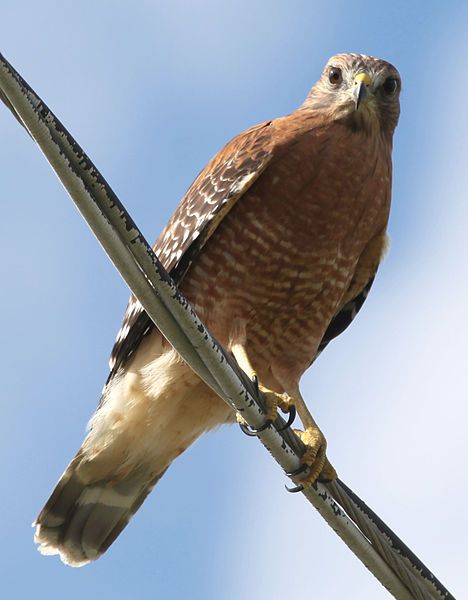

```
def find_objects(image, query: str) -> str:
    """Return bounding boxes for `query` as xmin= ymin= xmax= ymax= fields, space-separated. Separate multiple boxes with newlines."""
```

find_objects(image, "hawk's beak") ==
xmin=353 ymin=73 xmax=372 ymax=110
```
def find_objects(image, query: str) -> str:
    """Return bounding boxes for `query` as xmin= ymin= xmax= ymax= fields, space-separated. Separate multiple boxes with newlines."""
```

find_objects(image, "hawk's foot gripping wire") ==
xmin=237 ymin=379 xmax=296 ymax=436
xmin=286 ymin=427 xmax=337 ymax=493
xmin=231 ymin=344 xmax=296 ymax=435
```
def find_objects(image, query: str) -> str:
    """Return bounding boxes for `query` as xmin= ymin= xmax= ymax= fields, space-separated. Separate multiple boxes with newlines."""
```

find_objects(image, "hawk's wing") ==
xmin=108 ymin=120 xmax=275 ymax=376
xmin=314 ymin=228 xmax=388 ymax=362
xmin=314 ymin=276 xmax=375 ymax=361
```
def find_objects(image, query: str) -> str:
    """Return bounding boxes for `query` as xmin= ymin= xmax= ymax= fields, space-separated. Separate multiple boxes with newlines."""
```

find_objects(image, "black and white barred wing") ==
xmin=108 ymin=121 xmax=275 ymax=377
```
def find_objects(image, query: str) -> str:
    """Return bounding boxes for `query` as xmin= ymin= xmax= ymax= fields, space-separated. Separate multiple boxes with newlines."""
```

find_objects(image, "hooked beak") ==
xmin=353 ymin=72 xmax=372 ymax=110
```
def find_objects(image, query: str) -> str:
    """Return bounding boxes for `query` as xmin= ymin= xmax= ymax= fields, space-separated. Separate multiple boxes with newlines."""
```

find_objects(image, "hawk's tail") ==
xmin=34 ymin=460 xmax=167 ymax=567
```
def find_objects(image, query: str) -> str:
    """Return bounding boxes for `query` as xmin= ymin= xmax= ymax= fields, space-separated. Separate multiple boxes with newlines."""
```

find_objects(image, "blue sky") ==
xmin=1 ymin=1 xmax=467 ymax=598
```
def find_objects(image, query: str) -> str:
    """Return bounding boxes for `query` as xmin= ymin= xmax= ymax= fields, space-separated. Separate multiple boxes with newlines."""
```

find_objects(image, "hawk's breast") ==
xmin=180 ymin=120 xmax=391 ymax=385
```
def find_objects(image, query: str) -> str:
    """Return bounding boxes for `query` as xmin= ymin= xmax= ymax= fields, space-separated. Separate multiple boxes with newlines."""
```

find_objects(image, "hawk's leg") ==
xmin=232 ymin=339 xmax=336 ymax=489
xmin=231 ymin=344 xmax=295 ymax=432
xmin=283 ymin=385 xmax=337 ymax=491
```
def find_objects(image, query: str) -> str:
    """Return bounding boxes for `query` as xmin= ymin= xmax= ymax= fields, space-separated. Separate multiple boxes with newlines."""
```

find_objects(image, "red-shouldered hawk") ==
xmin=35 ymin=53 xmax=401 ymax=566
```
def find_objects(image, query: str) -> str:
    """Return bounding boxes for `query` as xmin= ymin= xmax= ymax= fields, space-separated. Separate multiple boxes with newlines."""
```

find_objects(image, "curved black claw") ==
xmin=285 ymin=483 xmax=305 ymax=493
xmin=238 ymin=418 xmax=272 ymax=437
xmin=238 ymin=374 xmax=275 ymax=436
xmin=286 ymin=462 xmax=309 ymax=477
xmin=251 ymin=374 xmax=259 ymax=395
xmin=238 ymin=422 xmax=258 ymax=436
xmin=285 ymin=461 xmax=309 ymax=492
xmin=276 ymin=404 xmax=296 ymax=432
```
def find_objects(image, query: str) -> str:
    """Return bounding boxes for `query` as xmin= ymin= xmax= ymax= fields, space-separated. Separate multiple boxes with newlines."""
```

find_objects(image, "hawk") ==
xmin=35 ymin=53 xmax=401 ymax=566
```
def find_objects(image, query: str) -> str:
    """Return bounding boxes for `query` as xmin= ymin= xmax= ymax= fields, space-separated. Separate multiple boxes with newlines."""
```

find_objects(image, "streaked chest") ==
xmin=181 ymin=123 xmax=391 ymax=347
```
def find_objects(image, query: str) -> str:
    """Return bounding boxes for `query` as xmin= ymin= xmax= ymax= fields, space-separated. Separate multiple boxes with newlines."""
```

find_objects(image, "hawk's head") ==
xmin=304 ymin=53 xmax=401 ymax=136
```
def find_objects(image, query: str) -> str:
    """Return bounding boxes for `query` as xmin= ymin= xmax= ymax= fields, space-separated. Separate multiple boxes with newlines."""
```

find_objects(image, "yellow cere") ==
xmin=354 ymin=72 xmax=372 ymax=87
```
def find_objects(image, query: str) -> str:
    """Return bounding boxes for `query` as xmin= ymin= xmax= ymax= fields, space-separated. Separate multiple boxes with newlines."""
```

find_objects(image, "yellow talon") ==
xmin=293 ymin=427 xmax=337 ymax=488
xmin=257 ymin=385 xmax=295 ymax=421
xmin=257 ymin=385 xmax=280 ymax=422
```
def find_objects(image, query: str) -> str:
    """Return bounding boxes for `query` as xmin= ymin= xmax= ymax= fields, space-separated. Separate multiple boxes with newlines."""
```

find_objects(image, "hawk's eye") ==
xmin=328 ymin=67 xmax=343 ymax=85
xmin=382 ymin=77 xmax=398 ymax=95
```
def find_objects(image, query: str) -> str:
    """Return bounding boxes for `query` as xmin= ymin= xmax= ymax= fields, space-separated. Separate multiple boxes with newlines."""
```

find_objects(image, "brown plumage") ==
xmin=35 ymin=53 xmax=401 ymax=566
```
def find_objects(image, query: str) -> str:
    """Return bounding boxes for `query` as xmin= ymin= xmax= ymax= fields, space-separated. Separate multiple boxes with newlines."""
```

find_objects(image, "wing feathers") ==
xmin=109 ymin=121 xmax=275 ymax=377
